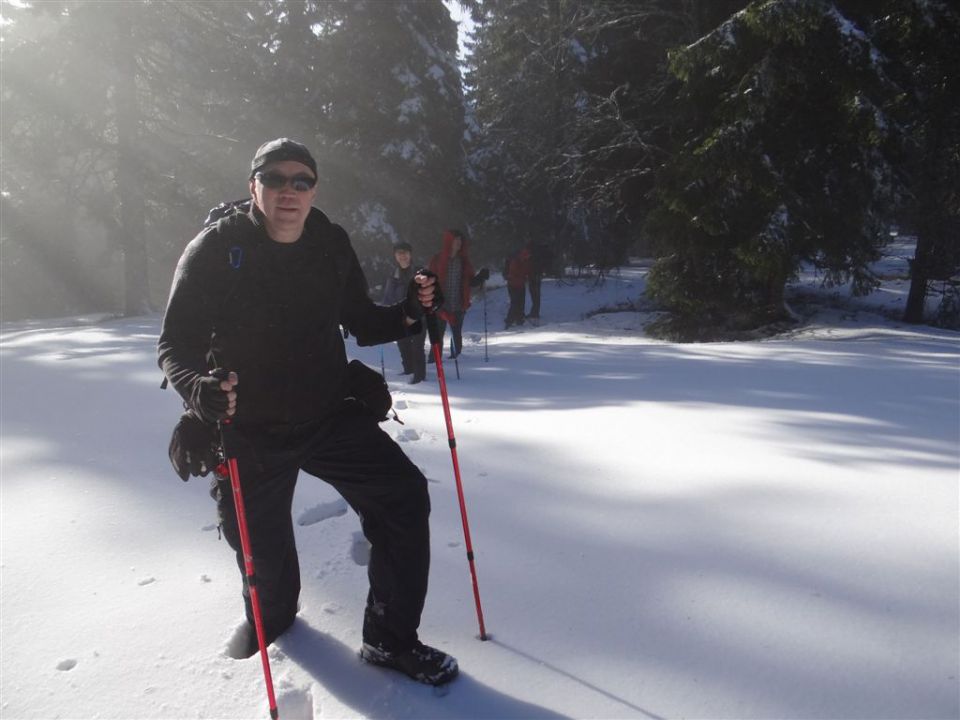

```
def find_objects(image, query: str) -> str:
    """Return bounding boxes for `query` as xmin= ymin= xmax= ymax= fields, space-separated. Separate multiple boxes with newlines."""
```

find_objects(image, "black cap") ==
xmin=250 ymin=138 xmax=317 ymax=178
xmin=393 ymin=242 xmax=413 ymax=252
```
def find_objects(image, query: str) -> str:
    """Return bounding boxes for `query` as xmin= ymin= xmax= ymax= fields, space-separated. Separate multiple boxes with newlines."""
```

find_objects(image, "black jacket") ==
xmin=381 ymin=264 xmax=416 ymax=306
xmin=158 ymin=206 xmax=415 ymax=426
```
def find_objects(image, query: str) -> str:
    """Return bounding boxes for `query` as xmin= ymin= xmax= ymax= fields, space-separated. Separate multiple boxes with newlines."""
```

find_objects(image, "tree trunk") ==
xmin=903 ymin=232 xmax=933 ymax=323
xmin=114 ymin=25 xmax=151 ymax=317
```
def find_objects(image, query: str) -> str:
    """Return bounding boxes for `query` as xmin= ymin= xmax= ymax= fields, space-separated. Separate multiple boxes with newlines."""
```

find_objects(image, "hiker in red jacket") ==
xmin=428 ymin=229 xmax=476 ymax=359
xmin=504 ymin=246 xmax=531 ymax=329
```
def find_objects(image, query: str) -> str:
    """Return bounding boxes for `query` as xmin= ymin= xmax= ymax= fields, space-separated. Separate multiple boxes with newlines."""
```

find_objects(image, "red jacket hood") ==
xmin=429 ymin=230 xmax=475 ymax=314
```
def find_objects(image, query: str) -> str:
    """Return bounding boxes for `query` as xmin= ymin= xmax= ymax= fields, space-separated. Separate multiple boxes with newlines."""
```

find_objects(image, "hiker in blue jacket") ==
xmin=158 ymin=138 xmax=457 ymax=685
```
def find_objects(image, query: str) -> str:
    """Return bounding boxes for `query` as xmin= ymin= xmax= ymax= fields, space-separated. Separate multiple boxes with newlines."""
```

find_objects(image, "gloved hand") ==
xmin=168 ymin=410 xmax=221 ymax=482
xmin=191 ymin=368 xmax=238 ymax=423
xmin=403 ymin=268 xmax=443 ymax=320
xmin=470 ymin=267 xmax=490 ymax=287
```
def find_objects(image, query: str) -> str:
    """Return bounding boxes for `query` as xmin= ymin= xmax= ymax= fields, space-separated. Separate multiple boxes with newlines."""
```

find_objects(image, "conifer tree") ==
xmin=464 ymin=0 xmax=593 ymax=267
xmin=312 ymin=0 xmax=466 ymax=276
xmin=872 ymin=1 xmax=960 ymax=325
xmin=546 ymin=1 xmax=696 ymax=262
xmin=645 ymin=0 xmax=898 ymax=339
xmin=0 ymin=1 xmax=254 ymax=318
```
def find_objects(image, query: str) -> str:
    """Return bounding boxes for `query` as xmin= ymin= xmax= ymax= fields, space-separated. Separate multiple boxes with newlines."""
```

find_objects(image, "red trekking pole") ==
xmin=426 ymin=312 xmax=487 ymax=640
xmin=218 ymin=419 xmax=280 ymax=719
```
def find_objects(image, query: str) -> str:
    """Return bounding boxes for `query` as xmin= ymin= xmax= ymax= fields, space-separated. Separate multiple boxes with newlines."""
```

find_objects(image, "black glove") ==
xmin=168 ymin=410 xmax=221 ymax=482
xmin=471 ymin=267 xmax=490 ymax=287
xmin=191 ymin=368 xmax=233 ymax=423
xmin=403 ymin=268 xmax=443 ymax=319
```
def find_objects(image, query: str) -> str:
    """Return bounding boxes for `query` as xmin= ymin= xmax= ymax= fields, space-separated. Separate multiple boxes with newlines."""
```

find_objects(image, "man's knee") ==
xmin=395 ymin=459 xmax=431 ymax=517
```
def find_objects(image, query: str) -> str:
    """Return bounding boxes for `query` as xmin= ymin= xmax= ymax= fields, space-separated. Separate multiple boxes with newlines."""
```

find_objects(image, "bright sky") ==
xmin=443 ymin=0 xmax=475 ymax=61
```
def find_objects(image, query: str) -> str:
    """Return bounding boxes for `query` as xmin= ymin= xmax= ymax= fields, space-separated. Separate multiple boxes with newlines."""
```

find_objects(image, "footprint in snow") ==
xmin=351 ymin=531 xmax=371 ymax=566
xmin=395 ymin=428 xmax=420 ymax=442
xmin=297 ymin=498 xmax=349 ymax=526
xmin=56 ymin=659 xmax=77 ymax=672
xmin=137 ymin=577 xmax=156 ymax=586
xmin=394 ymin=399 xmax=409 ymax=410
xmin=201 ymin=524 xmax=217 ymax=532
xmin=277 ymin=685 xmax=315 ymax=720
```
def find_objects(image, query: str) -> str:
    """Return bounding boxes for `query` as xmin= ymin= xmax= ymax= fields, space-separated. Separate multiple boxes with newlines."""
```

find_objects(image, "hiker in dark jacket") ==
xmin=158 ymin=138 xmax=458 ymax=686
xmin=526 ymin=241 xmax=551 ymax=321
xmin=381 ymin=242 xmax=426 ymax=384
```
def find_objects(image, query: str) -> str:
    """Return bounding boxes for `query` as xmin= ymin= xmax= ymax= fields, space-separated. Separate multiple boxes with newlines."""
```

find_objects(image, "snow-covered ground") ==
xmin=1 ymin=250 xmax=957 ymax=719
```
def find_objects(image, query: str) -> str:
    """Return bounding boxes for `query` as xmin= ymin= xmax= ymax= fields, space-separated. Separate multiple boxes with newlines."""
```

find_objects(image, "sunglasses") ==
xmin=255 ymin=171 xmax=317 ymax=192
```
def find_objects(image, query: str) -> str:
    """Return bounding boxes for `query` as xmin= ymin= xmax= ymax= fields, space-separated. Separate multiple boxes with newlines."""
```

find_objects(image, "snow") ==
xmin=825 ymin=5 xmax=885 ymax=68
xmin=397 ymin=96 xmax=424 ymax=123
xmin=381 ymin=139 xmax=425 ymax=166
xmin=353 ymin=202 xmax=400 ymax=245
xmin=1 ymin=252 xmax=958 ymax=719
xmin=392 ymin=65 xmax=421 ymax=90
xmin=568 ymin=39 xmax=588 ymax=65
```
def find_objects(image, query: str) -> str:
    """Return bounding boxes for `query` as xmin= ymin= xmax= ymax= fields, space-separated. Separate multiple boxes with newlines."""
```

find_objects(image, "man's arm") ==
xmin=335 ymin=231 xmax=438 ymax=345
xmin=157 ymin=231 xmax=226 ymax=414
xmin=340 ymin=245 xmax=420 ymax=345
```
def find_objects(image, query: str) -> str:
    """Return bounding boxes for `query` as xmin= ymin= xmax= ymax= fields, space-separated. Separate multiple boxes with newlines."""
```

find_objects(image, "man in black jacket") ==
xmin=158 ymin=138 xmax=457 ymax=685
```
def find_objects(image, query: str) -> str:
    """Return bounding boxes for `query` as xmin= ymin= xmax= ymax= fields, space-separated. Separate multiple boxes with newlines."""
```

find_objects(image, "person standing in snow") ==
xmin=381 ymin=241 xmax=426 ymax=384
xmin=428 ymin=229 xmax=477 ymax=359
xmin=158 ymin=138 xmax=458 ymax=686
xmin=526 ymin=241 xmax=551 ymax=322
xmin=504 ymin=245 xmax=531 ymax=329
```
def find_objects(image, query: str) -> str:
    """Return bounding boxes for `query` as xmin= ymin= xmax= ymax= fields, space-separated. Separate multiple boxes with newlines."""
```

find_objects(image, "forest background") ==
xmin=1 ymin=0 xmax=957 ymax=340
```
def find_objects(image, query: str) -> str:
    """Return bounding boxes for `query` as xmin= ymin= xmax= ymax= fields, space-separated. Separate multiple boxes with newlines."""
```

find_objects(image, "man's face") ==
xmin=395 ymin=249 xmax=412 ymax=268
xmin=249 ymin=160 xmax=316 ymax=238
xmin=450 ymin=236 xmax=462 ymax=256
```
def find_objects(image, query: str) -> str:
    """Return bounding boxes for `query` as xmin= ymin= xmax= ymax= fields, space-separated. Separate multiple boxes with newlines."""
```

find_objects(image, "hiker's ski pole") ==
xmin=426 ymin=312 xmax=486 ymax=640
xmin=218 ymin=419 xmax=280 ymax=719
xmin=482 ymin=284 xmax=489 ymax=363
xmin=450 ymin=334 xmax=460 ymax=380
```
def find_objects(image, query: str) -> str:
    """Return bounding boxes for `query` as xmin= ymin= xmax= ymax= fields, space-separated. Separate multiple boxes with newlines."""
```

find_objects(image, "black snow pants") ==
xmin=433 ymin=311 xmax=465 ymax=358
xmin=505 ymin=285 xmax=526 ymax=328
xmin=396 ymin=326 xmax=426 ymax=380
xmin=211 ymin=400 xmax=431 ymax=652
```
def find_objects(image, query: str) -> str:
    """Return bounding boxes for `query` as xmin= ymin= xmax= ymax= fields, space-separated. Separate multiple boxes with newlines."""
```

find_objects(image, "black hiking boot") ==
xmin=360 ymin=641 xmax=459 ymax=685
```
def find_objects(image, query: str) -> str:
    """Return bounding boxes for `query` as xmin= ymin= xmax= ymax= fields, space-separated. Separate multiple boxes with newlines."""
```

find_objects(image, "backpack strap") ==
xmin=160 ymin=201 xmax=253 ymax=391
xmin=205 ymin=198 xmax=254 ymax=315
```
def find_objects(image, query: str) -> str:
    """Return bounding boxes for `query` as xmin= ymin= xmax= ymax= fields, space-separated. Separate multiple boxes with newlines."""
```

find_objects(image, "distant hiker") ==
xmin=526 ymin=241 xmax=552 ymax=321
xmin=382 ymin=241 xmax=426 ymax=384
xmin=504 ymin=246 xmax=531 ymax=329
xmin=428 ymin=229 xmax=476 ymax=359
xmin=158 ymin=138 xmax=458 ymax=685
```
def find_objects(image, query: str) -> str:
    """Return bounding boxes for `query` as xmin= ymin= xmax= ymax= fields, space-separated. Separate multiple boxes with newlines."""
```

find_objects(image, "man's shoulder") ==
xmin=179 ymin=210 xmax=256 ymax=274
xmin=306 ymin=207 xmax=354 ymax=259
xmin=308 ymin=207 xmax=346 ymax=238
